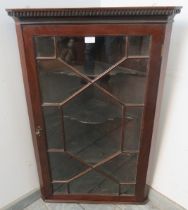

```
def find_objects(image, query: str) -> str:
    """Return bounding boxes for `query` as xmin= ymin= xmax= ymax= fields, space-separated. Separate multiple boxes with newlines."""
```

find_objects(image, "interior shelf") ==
xmin=44 ymin=99 xmax=134 ymax=125
xmin=63 ymin=97 xmax=122 ymax=124
xmin=44 ymin=106 xmax=141 ymax=153
xmin=63 ymin=114 xmax=133 ymax=125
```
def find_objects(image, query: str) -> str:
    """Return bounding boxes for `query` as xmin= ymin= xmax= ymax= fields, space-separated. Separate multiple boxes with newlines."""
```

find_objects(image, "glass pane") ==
xmin=38 ymin=60 xmax=88 ymax=103
xmin=43 ymin=107 xmax=63 ymax=149
xmin=49 ymin=152 xmax=88 ymax=180
xmin=63 ymin=85 xmax=122 ymax=165
xmin=128 ymin=36 xmax=151 ymax=56
xmin=97 ymin=58 xmax=148 ymax=104
xmin=69 ymin=170 xmax=119 ymax=195
xmin=56 ymin=36 xmax=126 ymax=78
xmin=97 ymin=153 xmax=138 ymax=183
xmin=124 ymin=107 xmax=143 ymax=151
xmin=34 ymin=35 xmax=149 ymax=196
xmin=34 ymin=36 xmax=55 ymax=58
xmin=120 ymin=58 xmax=149 ymax=73
xmin=64 ymin=117 xmax=121 ymax=165
xmin=120 ymin=184 xmax=135 ymax=195
xmin=63 ymin=85 xmax=122 ymax=124
xmin=52 ymin=183 xmax=68 ymax=194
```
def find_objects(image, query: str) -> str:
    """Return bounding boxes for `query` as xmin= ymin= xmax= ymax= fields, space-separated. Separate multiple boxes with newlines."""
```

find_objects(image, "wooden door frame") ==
xmin=16 ymin=23 xmax=166 ymax=203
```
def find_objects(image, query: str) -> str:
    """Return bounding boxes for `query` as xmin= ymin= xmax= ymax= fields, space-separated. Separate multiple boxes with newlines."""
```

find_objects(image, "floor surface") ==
xmin=23 ymin=199 xmax=160 ymax=210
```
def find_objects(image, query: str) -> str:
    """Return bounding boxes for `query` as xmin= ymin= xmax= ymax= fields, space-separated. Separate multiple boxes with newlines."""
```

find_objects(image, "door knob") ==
xmin=35 ymin=126 xmax=43 ymax=137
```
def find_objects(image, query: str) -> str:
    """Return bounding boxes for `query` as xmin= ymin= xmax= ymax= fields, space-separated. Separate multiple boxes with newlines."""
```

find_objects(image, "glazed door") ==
xmin=22 ymin=24 xmax=164 ymax=202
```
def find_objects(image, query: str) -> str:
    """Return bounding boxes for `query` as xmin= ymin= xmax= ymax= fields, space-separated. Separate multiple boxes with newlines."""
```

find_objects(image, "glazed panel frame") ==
xmin=18 ymin=23 xmax=165 ymax=203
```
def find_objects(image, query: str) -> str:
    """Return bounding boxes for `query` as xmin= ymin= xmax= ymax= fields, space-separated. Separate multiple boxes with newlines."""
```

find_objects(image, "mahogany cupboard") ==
xmin=7 ymin=7 xmax=181 ymax=203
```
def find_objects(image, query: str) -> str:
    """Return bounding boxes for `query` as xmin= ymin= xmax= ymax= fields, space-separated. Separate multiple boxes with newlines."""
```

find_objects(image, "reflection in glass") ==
xmin=57 ymin=36 xmax=126 ymax=77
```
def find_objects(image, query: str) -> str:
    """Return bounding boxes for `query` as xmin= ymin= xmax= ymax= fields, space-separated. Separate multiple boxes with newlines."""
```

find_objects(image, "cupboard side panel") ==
xmin=135 ymin=24 xmax=171 ymax=201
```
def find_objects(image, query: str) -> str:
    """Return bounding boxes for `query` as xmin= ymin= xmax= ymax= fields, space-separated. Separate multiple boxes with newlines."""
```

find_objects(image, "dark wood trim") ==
xmin=7 ymin=7 xmax=182 ymax=18
xmin=19 ymin=24 xmax=53 ymax=199
xmin=22 ymin=23 xmax=166 ymax=36
xmin=135 ymin=26 xmax=165 ymax=200
xmin=15 ymin=23 xmax=47 ymax=198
